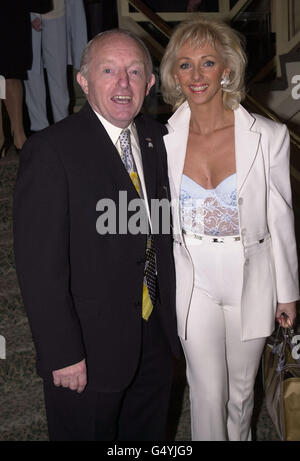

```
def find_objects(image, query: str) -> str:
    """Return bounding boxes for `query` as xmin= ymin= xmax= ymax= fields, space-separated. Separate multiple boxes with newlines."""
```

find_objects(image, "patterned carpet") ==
xmin=0 ymin=149 xmax=280 ymax=441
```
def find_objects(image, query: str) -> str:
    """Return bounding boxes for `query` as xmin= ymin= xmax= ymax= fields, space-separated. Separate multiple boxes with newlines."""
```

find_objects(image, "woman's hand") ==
xmin=275 ymin=302 xmax=297 ymax=328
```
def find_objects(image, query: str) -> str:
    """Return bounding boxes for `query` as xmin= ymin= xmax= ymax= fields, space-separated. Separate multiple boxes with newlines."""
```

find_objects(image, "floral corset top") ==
xmin=180 ymin=173 xmax=240 ymax=237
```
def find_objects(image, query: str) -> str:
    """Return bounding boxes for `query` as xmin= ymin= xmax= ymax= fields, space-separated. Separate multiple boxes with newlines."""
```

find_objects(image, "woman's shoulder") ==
xmin=253 ymin=113 xmax=286 ymax=132
xmin=238 ymin=104 xmax=288 ymax=136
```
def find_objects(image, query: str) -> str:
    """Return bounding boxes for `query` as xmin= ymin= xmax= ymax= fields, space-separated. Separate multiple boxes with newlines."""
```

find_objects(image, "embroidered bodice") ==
xmin=180 ymin=173 xmax=240 ymax=236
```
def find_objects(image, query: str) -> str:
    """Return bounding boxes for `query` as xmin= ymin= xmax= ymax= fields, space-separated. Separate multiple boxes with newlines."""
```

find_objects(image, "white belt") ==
xmin=182 ymin=229 xmax=241 ymax=243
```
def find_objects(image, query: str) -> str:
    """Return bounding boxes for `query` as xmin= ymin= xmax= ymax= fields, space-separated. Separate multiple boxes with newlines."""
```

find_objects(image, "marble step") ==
xmin=0 ymin=198 xmax=13 ymax=234
xmin=0 ymin=231 xmax=13 ymax=246
xmin=0 ymin=244 xmax=17 ymax=278
xmin=0 ymin=417 xmax=48 ymax=442
xmin=0 ymin=159 xmax=18 ymax=192
xmin=0 ymin=369 xmax=48 ymax=441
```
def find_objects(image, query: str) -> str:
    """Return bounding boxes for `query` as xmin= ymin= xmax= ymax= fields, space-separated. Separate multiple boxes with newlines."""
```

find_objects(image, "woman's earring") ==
xmin=221 ymin=75 xmax=230 ymax=88
xmin=176 ymin=83 xmax=183 ymax=95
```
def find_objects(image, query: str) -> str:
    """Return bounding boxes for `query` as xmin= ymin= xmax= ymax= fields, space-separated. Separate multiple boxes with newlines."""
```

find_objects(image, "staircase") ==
xmin=249 ymin=51 xmax=300 ymax=133
xmin=117 ymin=0 xmax=300 ymax=124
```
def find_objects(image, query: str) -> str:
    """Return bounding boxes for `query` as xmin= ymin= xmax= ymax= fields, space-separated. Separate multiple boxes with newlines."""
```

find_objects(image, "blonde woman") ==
xmin=160 ymin=16 xmax=299 ymax=441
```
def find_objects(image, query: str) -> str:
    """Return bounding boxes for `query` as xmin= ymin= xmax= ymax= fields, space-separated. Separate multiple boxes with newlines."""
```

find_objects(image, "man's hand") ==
xmin=52 ymin=359 xmax=87 ymax=393
xmin=275 ymin=302 xmax=297 ymax=328
xmin=31 ymin=17 xmax=42 ymax=31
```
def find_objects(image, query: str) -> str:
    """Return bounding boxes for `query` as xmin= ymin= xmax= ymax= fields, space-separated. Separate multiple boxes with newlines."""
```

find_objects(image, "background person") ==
xmin=25 ymin=0 xmax=87 ymax=133
xmin=160 ymin=15 xmax=299 ymax=441
xmin=0 ymin=2 xmax=52 ymax=155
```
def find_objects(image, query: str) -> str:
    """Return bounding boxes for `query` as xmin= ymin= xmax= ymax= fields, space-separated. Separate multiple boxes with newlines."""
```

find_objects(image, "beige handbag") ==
xmin=262 ymin=326 xmax=300 ymax=441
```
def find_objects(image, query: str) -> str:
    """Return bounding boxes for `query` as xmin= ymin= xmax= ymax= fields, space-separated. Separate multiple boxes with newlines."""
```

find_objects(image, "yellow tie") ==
xmin=119 ymin=129 xmax=156 ymax=320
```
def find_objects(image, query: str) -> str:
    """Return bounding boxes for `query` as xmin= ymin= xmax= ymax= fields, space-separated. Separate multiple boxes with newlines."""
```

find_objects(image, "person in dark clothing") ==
xmin=14 ymin=29 xmax=180 ymax=441
xmin=0 ymin=1 xmax=52 ymax=155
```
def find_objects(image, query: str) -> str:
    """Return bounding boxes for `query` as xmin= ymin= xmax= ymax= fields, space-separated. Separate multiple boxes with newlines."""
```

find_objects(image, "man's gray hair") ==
xmin=80 ymin=29 xmax=153 ymax=82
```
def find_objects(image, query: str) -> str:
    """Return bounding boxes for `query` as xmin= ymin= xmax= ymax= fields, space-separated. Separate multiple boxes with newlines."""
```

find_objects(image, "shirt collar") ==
xmin=93 ymin=110 xmax=137 ymax=146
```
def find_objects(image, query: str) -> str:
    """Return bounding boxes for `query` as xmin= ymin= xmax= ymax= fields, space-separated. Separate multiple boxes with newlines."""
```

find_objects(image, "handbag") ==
xmin=262 ymin=326 xmax=300 ymax=441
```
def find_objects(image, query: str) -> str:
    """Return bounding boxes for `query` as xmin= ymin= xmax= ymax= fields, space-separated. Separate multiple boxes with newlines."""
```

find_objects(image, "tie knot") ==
xmin=121 ymin=129 xmax=130 ymax=136
xmin=119 ymin=129 xmax=130 ymax=147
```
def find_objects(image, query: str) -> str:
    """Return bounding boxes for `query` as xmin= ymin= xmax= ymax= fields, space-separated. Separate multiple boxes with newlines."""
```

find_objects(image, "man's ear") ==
xmin=145 ymin=73 xmax=156 ymax=96
xmin=76 ymin=72 xmax=88 ymax=96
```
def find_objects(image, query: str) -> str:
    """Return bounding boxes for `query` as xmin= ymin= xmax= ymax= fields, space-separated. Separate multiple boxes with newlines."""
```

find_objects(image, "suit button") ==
xmin=134 ymin=301 xmax=141 ymax=309
xmin=238 ymin=198 xmax=243 ymax=205
xmin=245 ymin=258 xmax=249 ymax=266
xmin=137 ymin=257 xmax=145 ymax=265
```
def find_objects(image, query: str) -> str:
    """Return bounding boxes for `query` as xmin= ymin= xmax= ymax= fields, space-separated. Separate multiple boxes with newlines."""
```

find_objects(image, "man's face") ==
xmin=77 ymin=34 xmax=155 ymax=128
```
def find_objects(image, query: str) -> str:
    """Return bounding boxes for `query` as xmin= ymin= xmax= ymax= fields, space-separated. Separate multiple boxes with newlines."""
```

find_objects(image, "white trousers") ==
xmin=181 ymin=235 xmax=266 ymax=441
xmin=25 ymin=15 xmax=69 ymax=131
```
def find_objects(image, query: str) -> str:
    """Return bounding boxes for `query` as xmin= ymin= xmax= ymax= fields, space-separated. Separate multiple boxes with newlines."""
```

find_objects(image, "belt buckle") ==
xmin=212 ymin=237 xmax=224 ymax=243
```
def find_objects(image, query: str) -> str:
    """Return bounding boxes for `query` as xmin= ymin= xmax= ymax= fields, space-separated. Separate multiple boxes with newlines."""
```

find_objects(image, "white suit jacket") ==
xmin=164 ymin=102 xmax=299 ymax=341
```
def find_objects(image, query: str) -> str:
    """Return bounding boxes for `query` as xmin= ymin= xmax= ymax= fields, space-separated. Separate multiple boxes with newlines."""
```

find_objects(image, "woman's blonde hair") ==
xmin=160 ymin=15 xmax=247 ymax=111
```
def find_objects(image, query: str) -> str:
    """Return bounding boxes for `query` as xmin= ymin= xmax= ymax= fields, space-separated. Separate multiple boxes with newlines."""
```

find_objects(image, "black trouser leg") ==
xmin=118 ymin=310 xmax=174 ymax=441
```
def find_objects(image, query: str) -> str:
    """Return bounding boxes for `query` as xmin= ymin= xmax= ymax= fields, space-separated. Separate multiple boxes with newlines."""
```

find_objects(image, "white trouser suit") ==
xmin=164 ymin=102 xmax=299 ymax=441
xmin=183 ymin=234 xmax=265 ymax=440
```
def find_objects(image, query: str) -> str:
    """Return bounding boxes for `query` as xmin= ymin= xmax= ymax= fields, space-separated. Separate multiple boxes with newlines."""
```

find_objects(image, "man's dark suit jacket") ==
xmin=13 ymin=103 xmax=179 ymax=392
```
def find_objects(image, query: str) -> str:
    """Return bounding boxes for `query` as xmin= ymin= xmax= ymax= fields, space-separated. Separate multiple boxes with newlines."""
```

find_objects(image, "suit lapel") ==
xmin=163 ymin=102 xmax=190 ymax=200
xmin=234 ymin=106 xmax=261 ymax=194
xmin=80 ymin=103 xmax=140 ymax=200
xmin=134 ymin=115 xmax=157 ymax=207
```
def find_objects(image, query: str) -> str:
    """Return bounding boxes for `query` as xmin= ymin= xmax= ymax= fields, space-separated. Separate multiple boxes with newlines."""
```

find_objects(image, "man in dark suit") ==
xmin=13 ymin=29 xmax=179 ymax=441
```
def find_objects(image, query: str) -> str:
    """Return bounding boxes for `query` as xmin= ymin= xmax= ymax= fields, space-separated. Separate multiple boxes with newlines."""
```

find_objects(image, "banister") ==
xmin=127 ymin=0 xmax=172 ymax=38
xmin=230 ymin=0 xmax=254 ymax=22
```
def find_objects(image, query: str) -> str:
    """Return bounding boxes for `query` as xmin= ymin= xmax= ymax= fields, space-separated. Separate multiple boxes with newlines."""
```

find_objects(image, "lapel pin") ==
xmin=146 ymin=138 xmax=153 ymax=148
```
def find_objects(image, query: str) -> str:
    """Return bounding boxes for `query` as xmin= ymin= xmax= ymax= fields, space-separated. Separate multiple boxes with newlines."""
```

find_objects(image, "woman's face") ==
xmin=173 ymin=39 xmax=230 ymax=109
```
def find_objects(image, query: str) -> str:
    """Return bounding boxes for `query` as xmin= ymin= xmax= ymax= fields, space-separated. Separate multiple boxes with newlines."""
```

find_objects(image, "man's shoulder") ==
xmin=28 ymin=103 xmax=96 ymax=147
xmin=21 ymin=105 xmax=96 ymax=165
xmin=136 ymin=112 xmax=168 ymax=137
xmin=48 ymin=104 xmax=92 ymax=135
